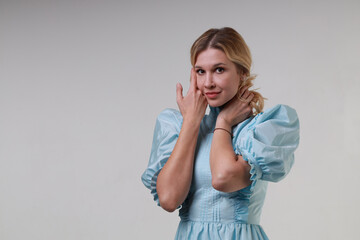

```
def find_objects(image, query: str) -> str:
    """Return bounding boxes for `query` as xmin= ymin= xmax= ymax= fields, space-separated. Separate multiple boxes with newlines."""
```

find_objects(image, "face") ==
xmin=194 ymin=48 xmax=241 ymax=107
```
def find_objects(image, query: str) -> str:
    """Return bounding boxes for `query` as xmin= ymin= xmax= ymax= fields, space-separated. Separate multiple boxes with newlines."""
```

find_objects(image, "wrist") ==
xmin=213 ymin=127 xmax=233 ymax=138
xmin=215 ymin=117 xmax=232 ymax=131
xmin=182 ymin=117 xmax=202 ymax=129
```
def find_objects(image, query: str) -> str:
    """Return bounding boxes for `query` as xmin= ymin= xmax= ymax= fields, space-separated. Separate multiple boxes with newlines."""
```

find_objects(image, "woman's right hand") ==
xmin=157 ymin=68 xmax=207 ymax=212
xmin=176 ymin=68 xmax=208 ymax=125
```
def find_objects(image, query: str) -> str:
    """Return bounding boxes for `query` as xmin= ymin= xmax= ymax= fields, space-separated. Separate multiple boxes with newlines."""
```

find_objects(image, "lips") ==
xmin=205 ymin=92 xmax=220 ymax=99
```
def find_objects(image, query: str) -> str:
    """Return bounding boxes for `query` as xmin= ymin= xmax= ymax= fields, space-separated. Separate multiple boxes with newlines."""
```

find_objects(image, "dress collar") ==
xmin=205 ymin=106 xmax=222 ymax=130
xmin=209 ymin=106 xmax=221 ymax=118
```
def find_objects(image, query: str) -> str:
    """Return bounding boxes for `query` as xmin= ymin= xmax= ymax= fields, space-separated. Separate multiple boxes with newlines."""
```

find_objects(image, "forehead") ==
xmin=195 ymin=48 xmax=231 ymax=67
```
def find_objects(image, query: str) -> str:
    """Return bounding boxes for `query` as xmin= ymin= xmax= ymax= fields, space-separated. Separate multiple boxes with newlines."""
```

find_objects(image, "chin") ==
xmin=209 ymin=103 xmax=221 ymax=107
xmin=207 ymin=97 xmax=234 ymax=108
xmin=208 ymin=100 xmax=226 ymax=108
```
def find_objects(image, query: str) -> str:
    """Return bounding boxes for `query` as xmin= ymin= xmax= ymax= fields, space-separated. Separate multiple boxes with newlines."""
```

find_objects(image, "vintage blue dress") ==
xmin=141 ymin=104 xmax=300 ymax=239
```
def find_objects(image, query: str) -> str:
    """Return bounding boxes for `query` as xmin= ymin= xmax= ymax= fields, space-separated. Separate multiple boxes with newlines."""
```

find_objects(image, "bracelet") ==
xmin=213 ymin=127 xmax=233 ymax=138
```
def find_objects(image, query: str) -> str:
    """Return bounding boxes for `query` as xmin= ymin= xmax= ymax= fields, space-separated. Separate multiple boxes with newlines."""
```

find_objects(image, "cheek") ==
xmin=231 ymin=75 xmax=241 ymax=89
xmin=232 ymin=80 xmax=240 ymax=92
xmin=225 ymin=77 xmax=240 ymax=96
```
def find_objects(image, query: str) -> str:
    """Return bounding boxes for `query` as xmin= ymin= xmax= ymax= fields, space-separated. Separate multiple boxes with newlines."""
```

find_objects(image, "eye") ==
xmin=196 ymin=69 xmax=205 ymax=75
xmin=215 ymin=67 xmax=224 ymax=73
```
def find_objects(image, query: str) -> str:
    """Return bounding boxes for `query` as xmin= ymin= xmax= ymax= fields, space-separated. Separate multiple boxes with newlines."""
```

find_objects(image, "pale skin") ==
xmin=157 ymin=48 xmax=254 ymax=212
xmin=211 ymin=87 xmax=253 ymax=192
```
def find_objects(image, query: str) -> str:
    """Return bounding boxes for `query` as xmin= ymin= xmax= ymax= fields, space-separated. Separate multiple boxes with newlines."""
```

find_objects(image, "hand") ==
xmin=176 ymin=68 xmax=208 ymax=125
xmin=217 ymin=86 xmax=254 ymax=128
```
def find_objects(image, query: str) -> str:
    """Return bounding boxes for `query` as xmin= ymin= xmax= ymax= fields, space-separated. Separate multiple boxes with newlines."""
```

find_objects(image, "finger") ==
xmin=248 ymin=92 xmax=254 ymax=101
xmin=241 ymin=89 xmax=251 ymax=99
xmin=176 ymin=83 xmax=183 ymax=103
xmin=189 ymin=68 xmax=197 ymax=91
xmin=239 ymin=90 xmax=254 ymax=104
xmin=238 ymin=86 xmax=249 ymax=97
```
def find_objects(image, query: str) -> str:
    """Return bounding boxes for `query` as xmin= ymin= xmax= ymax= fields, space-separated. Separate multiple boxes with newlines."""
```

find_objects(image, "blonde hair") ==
xmin=190 ymin=27 xmax=264 ymax=115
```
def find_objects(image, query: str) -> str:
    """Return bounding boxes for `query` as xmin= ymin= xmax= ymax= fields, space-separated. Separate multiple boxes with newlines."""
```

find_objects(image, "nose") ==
xmin=204 ymin=73 xmax=215 ymax=88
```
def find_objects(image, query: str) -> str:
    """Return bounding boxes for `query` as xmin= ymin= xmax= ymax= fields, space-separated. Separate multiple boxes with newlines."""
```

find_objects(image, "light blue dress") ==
xmin=142 ymin=104 xmax=300 ymax=239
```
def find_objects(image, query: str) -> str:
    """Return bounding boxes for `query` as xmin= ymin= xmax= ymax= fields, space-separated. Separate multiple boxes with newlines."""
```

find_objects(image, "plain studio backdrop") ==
xmin=1 ymin=0 xmax=359 ymax=239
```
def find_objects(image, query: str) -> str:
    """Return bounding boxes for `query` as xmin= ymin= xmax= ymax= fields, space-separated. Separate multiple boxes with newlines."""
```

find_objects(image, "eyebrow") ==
xmin=194 ymin=62 xmax=226 ymax=68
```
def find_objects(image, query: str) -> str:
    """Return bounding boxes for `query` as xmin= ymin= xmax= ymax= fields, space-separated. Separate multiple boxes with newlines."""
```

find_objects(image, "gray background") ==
xmin=1 ymin=0 xmax=359 ymax=239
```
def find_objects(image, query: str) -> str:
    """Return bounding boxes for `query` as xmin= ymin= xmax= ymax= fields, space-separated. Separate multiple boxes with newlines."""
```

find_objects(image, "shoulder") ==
xmin=154 ymin=108 xmax=183 ymax=133
xmin=243 ymin=104 xmax=299 ymax=130
xmin=233 ymin=104 xmax=300 ymax=144
xmin=259 ymin=104 xmax=298 ymax=123
xmin=157 ymin=108 xmax=183 ymax=123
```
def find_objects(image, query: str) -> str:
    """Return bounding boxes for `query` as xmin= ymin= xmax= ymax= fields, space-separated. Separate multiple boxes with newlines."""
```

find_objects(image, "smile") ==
xmin=205 ymin=92 xmax=220 ymax=99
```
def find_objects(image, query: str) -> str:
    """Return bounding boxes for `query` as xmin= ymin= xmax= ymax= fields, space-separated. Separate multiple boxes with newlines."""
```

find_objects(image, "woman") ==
xmin=141 ymin=27 xmax=300 ymax=239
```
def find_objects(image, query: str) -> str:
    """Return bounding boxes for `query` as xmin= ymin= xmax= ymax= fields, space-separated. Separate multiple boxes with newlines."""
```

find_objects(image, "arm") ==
xmin=238 ymin=104 xmax=300 ymax=185
xmin=210 ymin=87 xmax=254 ymax=192
xmin=157 ymin=69 xmax=207 ymax=212
xmin=157 ymin=119 xmax=200 ymax=212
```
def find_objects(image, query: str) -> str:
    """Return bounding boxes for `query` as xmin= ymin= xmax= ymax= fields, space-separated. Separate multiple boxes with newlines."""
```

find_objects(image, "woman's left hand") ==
xmin=217 ymin=86 xmax=254 ymax=128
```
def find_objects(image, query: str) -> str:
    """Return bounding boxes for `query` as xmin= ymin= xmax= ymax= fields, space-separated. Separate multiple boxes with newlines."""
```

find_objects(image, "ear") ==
xmin=237 ymin=71 xmax=247 ymax=83
xmin=237 ymin=74 xmax=248 ymax=91
xmin=236 ymin=67 xmax=246 ymax=80
xmin=242 ymin=74 xmax=247 ymax=82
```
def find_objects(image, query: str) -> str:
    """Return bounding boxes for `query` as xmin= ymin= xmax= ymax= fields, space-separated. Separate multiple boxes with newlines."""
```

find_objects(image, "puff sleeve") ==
xmin=233 ymin=104 xmax=300 ymax=191
xmin=141 ymin=109 xmax=182 ymax=206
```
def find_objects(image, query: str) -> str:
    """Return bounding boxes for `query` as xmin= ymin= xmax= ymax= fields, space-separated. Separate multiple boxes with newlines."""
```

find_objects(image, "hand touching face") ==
xmin=176 ymin=69 xmax=208 ymax=125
